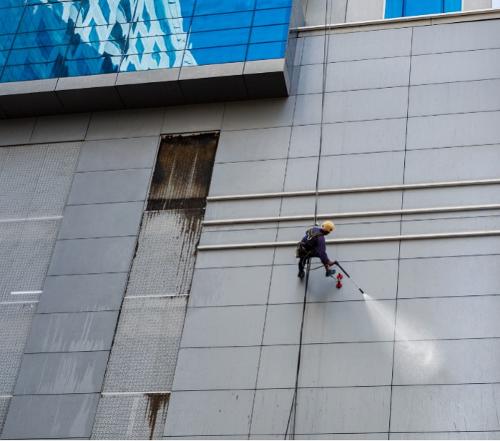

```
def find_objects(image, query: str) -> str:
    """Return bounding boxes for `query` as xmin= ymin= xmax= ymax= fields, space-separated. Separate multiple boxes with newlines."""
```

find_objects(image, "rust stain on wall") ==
xmin=145 ymin=393 xmax=170 ymax=440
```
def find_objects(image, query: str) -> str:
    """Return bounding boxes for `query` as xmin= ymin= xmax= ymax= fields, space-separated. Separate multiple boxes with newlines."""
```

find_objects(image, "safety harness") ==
xmin=295 ymin=227 xmax=324 ymax=258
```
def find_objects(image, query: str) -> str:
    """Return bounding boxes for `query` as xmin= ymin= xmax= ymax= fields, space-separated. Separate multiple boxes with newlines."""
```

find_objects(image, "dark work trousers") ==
xmin=298 ymin=251 xmax=318 ymax=275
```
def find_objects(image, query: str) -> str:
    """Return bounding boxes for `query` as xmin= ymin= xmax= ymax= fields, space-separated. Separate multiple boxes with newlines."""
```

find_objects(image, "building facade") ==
xmin=1 ymin=0 xmax=500 ymax=439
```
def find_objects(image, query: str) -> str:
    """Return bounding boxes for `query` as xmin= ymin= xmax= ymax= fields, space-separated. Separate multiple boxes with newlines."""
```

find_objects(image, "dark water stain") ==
xmin=144 ymin=393 xmax=170 ymax=440
xmin=147 ymin=132 xmax=219 ymax=212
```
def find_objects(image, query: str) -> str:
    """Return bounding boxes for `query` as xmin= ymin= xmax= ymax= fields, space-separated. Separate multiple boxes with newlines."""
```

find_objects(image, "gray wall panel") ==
xmin=164 ymin=390 xmax=254 ymax=436
xmin=256 ymin=345 xmax=299 ymax=389
xmin=394 ymin=338 xmax=500 ymax=385
xmin=216 ymin=127 xmax=291 ymax=163
xmin=322 ymin=118 xmax=406 ymax=155
xmin=326 ymin=57 xmax=410 ymax=92
xmin=77 ymin=137 xmax=159 ymax=172
xmin=68 ymin=169 xmax=151 ymax=205
xmin=303 ymin=301 xmax=396 ymax=343
xmin=189 ymin=266 xmax=272 ymax=307
xmin=38 ymin=273 xmax=128 ymax=313
xmin=412 ymin=19 xmax=500 ymax=55
xmin=0 ymin=118 xmax=35 ymax=146
xmin=172 ymin=347 xmax=260 ymax=391
xmin=48 ymin=236 xmax=137 ymax=276
xmin=1 ymin=393 xmax=99 ymax=439
xmin=162 ymin=103 xmax=224 ymax=133
xmin=411 ymin=49 xmax=500 ymax=85
xmin=24 ymin=311 xmax=119 ymax=353
xmin=300 ymin=342 xmax=393 ymax=387
xmin=324 ymin=87 xmax=408 ymax=123
xmin=222 ymin=97 xmax=296 ymax=131
xmin=58 ymin=202 xmax=144 ymax=239
xmin=250 ymin=389 xmax=295 ymax=435
xmin=398 ymin=255 xmax=500 ymax=299
xmin=390 ymin=432 xmax=500 ymax=440
xmin=14 ymin=351 xmax=109 ymax=395
xmin=390 ymin=384 xmax=500 ymax=432
xmin=404 ymin=145 xmax=500 ymax=183
xmin=180 ymin=306 xmax=266 ymax=348
xmin=409 ymin=79 xmax=500 ymax=116
xmin=209 ymin=160 xmax=286 ymax=197
xmin=328 ymin=28 xmax=412 ymax=62
xmin=318 ymin=151 xmax=405 ymax=188
xmin=30 ymin=114 xmax=90 ymax=144
xmin=289 ymin=124 xmax=321 ymax=157
xmin=407 ymin=111 xmax=500 ymax=149
xmin=296 ymin=387 xmax=391 ymax=434
xmin=86 ymin=108 xmax=165 ymax=140
xmin=395 ymin=296 xmax=500 ymax=341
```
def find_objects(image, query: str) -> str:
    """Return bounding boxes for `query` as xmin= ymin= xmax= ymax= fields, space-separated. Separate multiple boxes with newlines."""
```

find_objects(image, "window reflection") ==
xmin=0 ymin=0 xmax=292 ymax=83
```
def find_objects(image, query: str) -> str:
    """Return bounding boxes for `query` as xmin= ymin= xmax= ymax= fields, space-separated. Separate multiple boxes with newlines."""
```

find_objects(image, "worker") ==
xmin=296 ymin=220 xmax=336 ymax=279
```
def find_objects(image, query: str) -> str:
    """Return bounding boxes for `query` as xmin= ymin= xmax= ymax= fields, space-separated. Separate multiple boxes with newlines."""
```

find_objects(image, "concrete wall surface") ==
xmin=0 ymin=13 xmax=500 ymax=440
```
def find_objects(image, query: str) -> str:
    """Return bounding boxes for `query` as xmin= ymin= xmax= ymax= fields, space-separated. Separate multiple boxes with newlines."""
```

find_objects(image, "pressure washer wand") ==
xmin=333 ymin=261 xmax=366 ymax=296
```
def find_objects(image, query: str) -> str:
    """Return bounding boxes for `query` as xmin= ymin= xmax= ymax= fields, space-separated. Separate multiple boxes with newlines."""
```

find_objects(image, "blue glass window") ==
xmin=2 ymin=61 xmax=61 ymax=82
xmin=0 ymin=0 xmax=25 ymax=9
xmin=187 ymin=45 xmax=247 ymax=66
xmin=0 ymin=8 xmax=24 ymax=35
xmin=256 ymin=0 xmax=291 ymax=9
xmin=188 ymin=28 xmax=250 ymax=49
xmin=194 ymin=0 xmax=255 ymax=16
xmin=121 ymin=50 xmax=183 ymax=71
xmin=13 ymin=29 xmax=72 ymax=48
xmin=250 ymin=24 xmax=288 ymax=44
xmin=190 ymin=11 xmax=253 ymax=32
xmin=126 ymin=34 xmax=187 ymax=55
xmin=253 ymin=8 xmax=291 ymax=26
xmin=20 ymin=2 xmax=81 ymax=32
xmin=385 ymin=0 xmax=462 ymax=18
xmin=0 ymin=35 xmax=15 ymax=51
xmin=247 ymin=41 xmax=286 ymax=60
xmin=64 ymin=55 xmax=121 ymax=76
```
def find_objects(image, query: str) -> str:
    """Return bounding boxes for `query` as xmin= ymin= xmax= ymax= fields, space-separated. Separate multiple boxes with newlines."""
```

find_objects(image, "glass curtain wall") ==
xmin=0 ymin=0 xmax=293 ymax=83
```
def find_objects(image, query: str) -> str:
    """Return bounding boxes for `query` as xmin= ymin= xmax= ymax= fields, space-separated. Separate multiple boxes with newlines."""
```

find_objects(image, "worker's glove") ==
xmin=325 ymin=268 xmax=336 ymax=278
xmin=328 ymin=260 xmax=336 ymax=267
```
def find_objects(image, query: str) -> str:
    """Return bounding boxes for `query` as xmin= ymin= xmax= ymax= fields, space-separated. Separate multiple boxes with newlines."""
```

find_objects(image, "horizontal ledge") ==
xmin=203 ymin=204 xmax=500 ymax=226
xmin=197 ymin=230 xmax=500 ymax=251
xmin=124 ymin=294 xmax=189 ymax=300
xmin=101 ymin=391 xmax=171 ymax=397
xmin=293 ymin=8 xmax=500 ymax=33
xmin=0 ymin=215 xmax=62 ymax=224
xmin=206 ymin=178 xmax=500 ymax=202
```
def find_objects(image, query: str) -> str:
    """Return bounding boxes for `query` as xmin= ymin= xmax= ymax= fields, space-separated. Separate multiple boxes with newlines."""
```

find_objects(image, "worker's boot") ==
xmin=298 ymin=269 xmax=305 ymax=279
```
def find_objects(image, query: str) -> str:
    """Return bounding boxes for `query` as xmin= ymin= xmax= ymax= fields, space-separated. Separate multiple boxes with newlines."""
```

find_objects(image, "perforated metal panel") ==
xmin=0 ymin=397 xmax=9 ymax=435
xmin=102 ymin=296 xmax=187 ymax=393
xmin=0 ymin=303 xmax=37 ymax=394
xmin=0 ymin=220 xmax=60 ymax=301
xmin=91 ymin=394 xmax=170 ymax=440
xmin=0 ymin=143 xmax=80 ymax=218
xmin=126 ymin=211 xmax=202 ymax=297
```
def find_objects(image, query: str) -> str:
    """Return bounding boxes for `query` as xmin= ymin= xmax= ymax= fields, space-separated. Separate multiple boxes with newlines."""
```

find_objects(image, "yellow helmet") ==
xmin=321 ymin=220 xmax=335 ymax=233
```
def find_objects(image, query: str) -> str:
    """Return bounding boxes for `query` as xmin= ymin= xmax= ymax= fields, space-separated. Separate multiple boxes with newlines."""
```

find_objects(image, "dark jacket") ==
xmin=299 ymin=226 xmax=330 ymax=265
